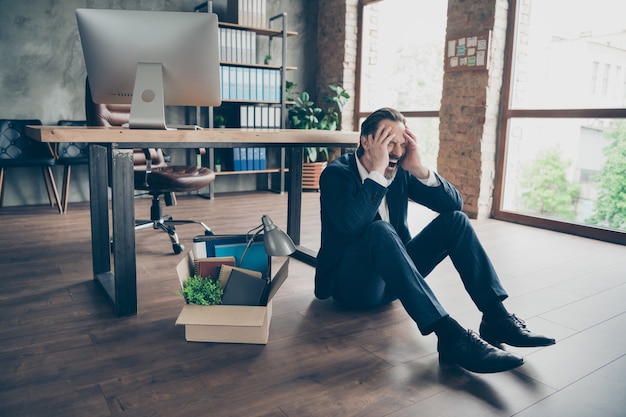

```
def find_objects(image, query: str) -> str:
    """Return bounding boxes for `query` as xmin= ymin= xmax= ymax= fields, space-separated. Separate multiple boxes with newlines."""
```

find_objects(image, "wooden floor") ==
xmin=1 ymin=191 xmax=625 ymax=417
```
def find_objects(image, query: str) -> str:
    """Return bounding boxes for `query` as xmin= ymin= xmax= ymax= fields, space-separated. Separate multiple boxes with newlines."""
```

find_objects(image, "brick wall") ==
xmin=316 ymin=0 xmax=509 ymax=218
xmin=439 ymin=0 xmax=509 ymax=218
xmin=316 ymin=0 xmax=358 ymax=132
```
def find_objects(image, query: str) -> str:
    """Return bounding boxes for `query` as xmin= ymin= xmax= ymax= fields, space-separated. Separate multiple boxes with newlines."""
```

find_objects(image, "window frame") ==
xmin=354 ymin=0 xmax=442 ymax=128
xmin=493 ymin=0 xmax=626 ymax=245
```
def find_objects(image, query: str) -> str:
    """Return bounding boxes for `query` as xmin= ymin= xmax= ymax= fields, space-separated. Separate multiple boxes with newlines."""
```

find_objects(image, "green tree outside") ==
xmin=520 ymin=146 xmax=580 ymax=221
xmin=586 ymin=121 xmax=626 ymax=230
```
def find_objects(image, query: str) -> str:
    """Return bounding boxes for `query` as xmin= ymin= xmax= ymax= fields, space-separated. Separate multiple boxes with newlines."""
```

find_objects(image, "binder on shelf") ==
xmin=246 ymin=147 xmax=255 ymax=170
xmin=220 ymin=65 xmax=229 ymax=100
xmin=242 ymin=67 xmax=250 ymax=100
xmin=219 ymin=27 xmax=227 ymax=61
xmin=249 ymin=67 xmax=258 ymax=100
xmin=259 ymin=147 xmax=266 ymax=170
xmin=236 ymin=67 xmax=244 ymax=99
xmin=235 ymin=29 xmax=243 ymax=63
xmin=227 ymin=28 xmax=235 ymax=61
xmin=261 ymin=106 xmax=269 ymax=127
xmin=262 ymin=69 xmax=270 ymax=101
xmin=256 ymin=68 xmax=264 ymax=101
xmin=233 ymin=147 xmax=242 ymax=171
xmin=240 ymin=106 xmax=247 ymax=127
xmin=247 ymin=106 xmax=256 ymax=127
xmin=239 ymin=147 xmax=248 ymax=170
xmin=229 ymin=66 xmax=237 ymax=99
xmin=269 ymin=69 xmax=278 ymax=102
xmin=253 ymin=147 xmax=260 ymax=170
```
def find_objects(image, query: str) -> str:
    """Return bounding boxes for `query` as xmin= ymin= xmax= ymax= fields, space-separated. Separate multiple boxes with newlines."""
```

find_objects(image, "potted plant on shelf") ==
xmin=286 ymin=82 xmax=350 ymax=190
xmin=214 ymin=114 xmax=226 ymax=128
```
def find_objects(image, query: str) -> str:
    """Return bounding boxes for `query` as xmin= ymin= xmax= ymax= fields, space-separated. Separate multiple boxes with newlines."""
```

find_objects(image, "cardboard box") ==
xmin=175 ymin=250 xmax=289 ymax=344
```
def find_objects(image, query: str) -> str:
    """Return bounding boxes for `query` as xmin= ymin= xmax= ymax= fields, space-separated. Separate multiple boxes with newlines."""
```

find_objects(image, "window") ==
xmin=496 ymin=0 xmax=626 ymax=243
xmin=357 ymin=0 xmax=448 ymax=170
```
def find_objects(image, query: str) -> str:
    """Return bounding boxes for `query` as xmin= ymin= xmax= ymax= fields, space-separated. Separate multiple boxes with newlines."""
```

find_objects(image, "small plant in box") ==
xmin=179 ymin=275 xmax=223 ymax=305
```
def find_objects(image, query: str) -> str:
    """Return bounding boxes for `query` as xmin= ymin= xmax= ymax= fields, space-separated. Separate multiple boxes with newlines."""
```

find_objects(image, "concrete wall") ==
xmin=0 ymin=0 xmax=315 ymax=207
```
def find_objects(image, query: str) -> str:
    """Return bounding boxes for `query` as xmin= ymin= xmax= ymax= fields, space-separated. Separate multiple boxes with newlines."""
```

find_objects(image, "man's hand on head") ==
xmin=360 ymin=123 xmax=394 ymax=176
xmin=401 ymin=127 xmax=430 ymax=179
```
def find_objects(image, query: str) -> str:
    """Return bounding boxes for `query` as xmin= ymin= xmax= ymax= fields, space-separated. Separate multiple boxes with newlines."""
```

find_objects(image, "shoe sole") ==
xmin=480 ymin=332 xmax=556 ymax=348
xmin=438 ymin=353 xmax=524 ymax=374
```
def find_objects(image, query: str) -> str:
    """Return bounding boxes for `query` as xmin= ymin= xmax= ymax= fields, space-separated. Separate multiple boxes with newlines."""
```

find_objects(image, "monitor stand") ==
xmin=129 ymin=62 xmax=169 ymax=130
xmin=128 ymin=63 xmax=202 ymax=130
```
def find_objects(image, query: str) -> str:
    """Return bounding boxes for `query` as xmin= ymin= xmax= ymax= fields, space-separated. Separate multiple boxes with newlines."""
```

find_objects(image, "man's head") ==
xmin=357 ymin=107 xmax=407 ymax=179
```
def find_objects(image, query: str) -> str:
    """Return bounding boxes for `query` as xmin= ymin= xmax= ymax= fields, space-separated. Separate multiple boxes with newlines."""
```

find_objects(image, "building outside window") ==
xmin=497 ymin=0 xmax=626 ymax=241
xmin=358 ymin=0 xmax=448 ymax=171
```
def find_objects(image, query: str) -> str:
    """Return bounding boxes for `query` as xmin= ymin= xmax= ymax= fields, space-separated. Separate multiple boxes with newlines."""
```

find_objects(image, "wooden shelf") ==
xmin=220 ymin=61 xmax=297 ymax=71
xmin=214 ymin=168 xmax=288 ymax=176
xmin=218 ymin=21 xmax=298 ymax=37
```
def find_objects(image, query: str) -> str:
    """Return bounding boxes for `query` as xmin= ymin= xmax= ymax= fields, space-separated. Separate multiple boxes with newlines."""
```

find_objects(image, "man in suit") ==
xmin=315 ymin=107 xmax=555 ymax=374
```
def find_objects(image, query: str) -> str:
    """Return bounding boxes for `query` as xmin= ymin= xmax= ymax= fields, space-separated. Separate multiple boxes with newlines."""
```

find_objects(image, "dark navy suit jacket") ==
xmin=314 ymin=152 xmax=464 ymax=299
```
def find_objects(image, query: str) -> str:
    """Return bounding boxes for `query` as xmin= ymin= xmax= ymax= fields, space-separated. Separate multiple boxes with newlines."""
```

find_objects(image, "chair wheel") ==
xmin=173 ymin=243 xmax=184 ymax=254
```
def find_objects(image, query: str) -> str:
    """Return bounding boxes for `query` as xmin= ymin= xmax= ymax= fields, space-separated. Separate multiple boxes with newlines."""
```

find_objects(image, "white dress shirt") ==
xmin=355 ymin=156 xmax=440 ymax=223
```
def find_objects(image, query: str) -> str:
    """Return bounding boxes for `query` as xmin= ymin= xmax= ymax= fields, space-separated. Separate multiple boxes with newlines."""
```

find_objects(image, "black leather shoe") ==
xmin=480 ymin=314 xmax=556 ymax=347
xmin=438 ymin=330 xmax=524 ymax=373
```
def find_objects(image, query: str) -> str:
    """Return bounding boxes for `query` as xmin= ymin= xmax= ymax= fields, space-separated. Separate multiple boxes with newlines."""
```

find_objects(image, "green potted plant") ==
xmin=179 ymin=275 xmax=223 ymax=305
xmin=286 ymin=82 xmax=350 ymax=162
xmin=214 ymin=114 xmax=226 ymax=128
xmin=286 ymin=83 xmax=350 ymax=189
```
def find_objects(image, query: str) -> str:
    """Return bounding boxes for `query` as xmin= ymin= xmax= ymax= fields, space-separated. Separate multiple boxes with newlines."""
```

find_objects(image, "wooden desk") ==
xmin=27 ymin=126 xmax=359 ymax=316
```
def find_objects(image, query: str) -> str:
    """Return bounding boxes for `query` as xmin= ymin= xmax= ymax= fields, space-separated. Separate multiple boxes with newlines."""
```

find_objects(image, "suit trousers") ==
xmin=330 ymin=211 xmax=508 ymax=335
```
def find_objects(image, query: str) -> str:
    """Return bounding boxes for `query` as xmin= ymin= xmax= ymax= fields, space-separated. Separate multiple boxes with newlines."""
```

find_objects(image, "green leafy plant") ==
xmin=286 ymin=82 xmax=350 ymax=162
xmin=214 ymin=114 xmax=226 ymax=127
xmin=286 ymin=82 xmax=349 ymax=131
xmin=179 ymin=275 xmax=223 ymax=305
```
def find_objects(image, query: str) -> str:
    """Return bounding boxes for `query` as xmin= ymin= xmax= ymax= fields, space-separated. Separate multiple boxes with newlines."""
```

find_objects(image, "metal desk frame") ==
xmin=27 ymin=126 xmax=358 ymax=316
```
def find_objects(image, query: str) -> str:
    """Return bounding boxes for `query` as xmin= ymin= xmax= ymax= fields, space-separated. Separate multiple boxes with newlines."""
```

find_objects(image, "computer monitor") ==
xmin=76 ymin=8 xmax=221 ymax=129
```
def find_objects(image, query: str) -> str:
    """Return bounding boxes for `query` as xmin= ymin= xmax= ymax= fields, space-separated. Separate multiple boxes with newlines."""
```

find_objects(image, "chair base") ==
xmin=135 ymin=216 xmax=213 ymax=254
xmin=135 ymin=193 xmax=213 ymax=254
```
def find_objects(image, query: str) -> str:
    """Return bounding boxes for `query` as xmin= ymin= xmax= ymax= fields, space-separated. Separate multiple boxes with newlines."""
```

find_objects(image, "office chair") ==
xmin=55 ymin=120 xmax=88 ymax=213
xmin=0 ymin=119 xmax=62 ymax=212
xmin=85 ymin=81 xmax=215 ymax=254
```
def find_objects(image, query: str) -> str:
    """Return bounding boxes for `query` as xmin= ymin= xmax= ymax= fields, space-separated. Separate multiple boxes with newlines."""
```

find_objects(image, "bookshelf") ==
xmin=193 ymin=1 xmax=297 ymax=199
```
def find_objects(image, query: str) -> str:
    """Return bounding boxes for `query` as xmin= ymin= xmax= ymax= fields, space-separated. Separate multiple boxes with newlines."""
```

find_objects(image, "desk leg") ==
xmin=89 ymin=145 xmax=137 ymax=316
xmin=89 ymin=144 xmax=112 ymax=288
xmin=287 ymin=147 xmax=318 ymax=266
xmin=110 ymin=148 xmax=137 ymax=316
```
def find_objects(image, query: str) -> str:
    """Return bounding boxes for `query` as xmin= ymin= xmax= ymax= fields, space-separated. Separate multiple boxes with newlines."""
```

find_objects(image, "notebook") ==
xmin=220 ymin=267 xmax=268 ymax=306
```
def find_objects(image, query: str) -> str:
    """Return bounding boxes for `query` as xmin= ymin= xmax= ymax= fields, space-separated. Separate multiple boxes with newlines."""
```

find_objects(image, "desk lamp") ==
xmin=239 ymin=215 xmax=296 ymax=271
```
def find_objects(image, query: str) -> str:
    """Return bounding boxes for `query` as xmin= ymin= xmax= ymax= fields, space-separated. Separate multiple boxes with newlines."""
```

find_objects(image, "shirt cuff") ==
xmin=368 ymin=171 xmax=388 ymax=187
xmin=419 ymin=170 xmax=441 ymax=187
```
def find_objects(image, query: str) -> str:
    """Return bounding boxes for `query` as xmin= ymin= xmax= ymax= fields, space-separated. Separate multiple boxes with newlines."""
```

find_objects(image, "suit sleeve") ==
xmin=319 ymin=162 xmax=387 ymax=238
xmin=406 ymin=171 xmax=464 ymax=213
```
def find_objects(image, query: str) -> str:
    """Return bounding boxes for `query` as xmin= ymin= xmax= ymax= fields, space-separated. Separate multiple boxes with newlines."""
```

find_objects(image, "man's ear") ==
xmin=359 ymin=135 xmax=367 ymax=148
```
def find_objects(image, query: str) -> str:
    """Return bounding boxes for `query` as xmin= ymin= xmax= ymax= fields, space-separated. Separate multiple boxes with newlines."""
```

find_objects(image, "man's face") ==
xmin=381 ymin=120 xmax=407 ymax=179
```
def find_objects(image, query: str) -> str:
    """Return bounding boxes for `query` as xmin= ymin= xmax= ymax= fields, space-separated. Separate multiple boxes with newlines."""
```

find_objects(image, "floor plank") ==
xmin=0 ymin=191 xmax=625 ymax=417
